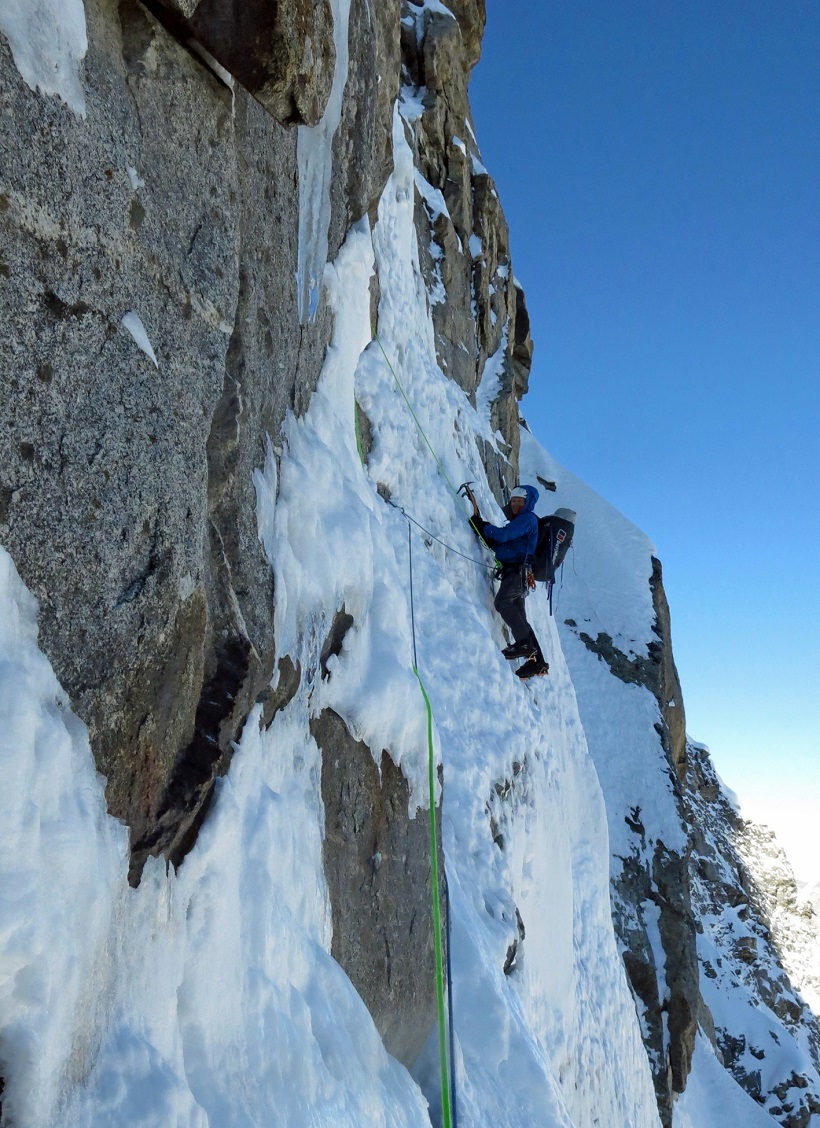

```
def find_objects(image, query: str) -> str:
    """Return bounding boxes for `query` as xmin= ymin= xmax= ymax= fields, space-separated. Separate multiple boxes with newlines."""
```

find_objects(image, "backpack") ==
xmin=532 ymin=508 xmax=576 ymax=583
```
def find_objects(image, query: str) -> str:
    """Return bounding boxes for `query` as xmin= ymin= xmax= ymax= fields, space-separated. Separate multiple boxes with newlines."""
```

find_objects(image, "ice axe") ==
xmin=459 ymin=481 xmax=502 ymax=572
xmin=458 ymin=480 xmax=480 ymax=518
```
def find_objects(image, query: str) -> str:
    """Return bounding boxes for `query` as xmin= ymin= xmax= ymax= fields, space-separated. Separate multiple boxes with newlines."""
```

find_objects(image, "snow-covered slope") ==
xmin=799 ymin=882 xmax=820 ymax=921
xmin=519 ymin=433 xmax=697 ymax=1121
xmin=518 ymin=438 xmax=820 ymax=1126
xmin=0 ymin=102 xmax=662 ymax=1128
xmin=3 ymin=3 xmax=819 ymax=1126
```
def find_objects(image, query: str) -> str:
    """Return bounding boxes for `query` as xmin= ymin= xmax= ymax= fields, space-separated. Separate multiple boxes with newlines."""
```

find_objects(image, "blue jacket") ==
xmin=480 ymin=484 xmax=539 ymax=564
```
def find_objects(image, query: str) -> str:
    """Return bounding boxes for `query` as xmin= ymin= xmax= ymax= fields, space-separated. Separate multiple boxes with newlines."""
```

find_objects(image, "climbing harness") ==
xmin=407 ymin=524 xmax=456 ymax=1128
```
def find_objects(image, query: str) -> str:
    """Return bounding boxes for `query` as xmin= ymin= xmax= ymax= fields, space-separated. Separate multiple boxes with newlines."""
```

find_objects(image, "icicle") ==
xmin=295 ymin=0 xmax=352 ymax=324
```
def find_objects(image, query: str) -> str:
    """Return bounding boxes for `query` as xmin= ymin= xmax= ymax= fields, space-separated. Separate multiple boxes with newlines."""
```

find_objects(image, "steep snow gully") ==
xmin=2 ymin=3 xmax=819 ymax=1127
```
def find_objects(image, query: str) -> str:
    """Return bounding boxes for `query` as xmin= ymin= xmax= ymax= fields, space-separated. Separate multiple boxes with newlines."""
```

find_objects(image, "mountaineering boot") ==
xmin=515 ymin=658 xmax=549 ymax=680
xmin=502 ymin=640 xmax=537 ymax=660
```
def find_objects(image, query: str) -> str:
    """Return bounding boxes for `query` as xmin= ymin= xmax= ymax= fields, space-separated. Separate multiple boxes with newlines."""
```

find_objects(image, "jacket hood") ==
xmin=520 ymin=484 xmax=539 ymax=514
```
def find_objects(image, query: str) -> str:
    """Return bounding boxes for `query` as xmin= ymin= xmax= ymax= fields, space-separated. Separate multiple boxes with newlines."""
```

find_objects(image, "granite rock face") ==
xmin=570 ymin=558 xmax=700 ymax=1124
xmin=186 ymin=0 xmax=338 ymax=125
xmin=0 ymin=0 xmax=465 ymax=1076
xmin=8 ymin=0 xmax=817 ymax=1120
xmin=0 ymin=0 xmax=397 ymax=879
xmin=313 ymin=707 xmax=443 ymax=1069
xmin=399 ymin=0 xmax=531 ymax=504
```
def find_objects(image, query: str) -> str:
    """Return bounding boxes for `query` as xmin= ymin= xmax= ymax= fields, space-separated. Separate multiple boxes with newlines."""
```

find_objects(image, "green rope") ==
xmin=415 ymin=665 xmax=453 ymax=1128
xmin=373 ymin=333 xmax=501 ymax=570
xmin=407 ymin=523 xmax=453 ymax=1128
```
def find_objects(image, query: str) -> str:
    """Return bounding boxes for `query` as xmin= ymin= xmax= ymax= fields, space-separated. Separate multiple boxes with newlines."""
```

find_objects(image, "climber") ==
xmin=465 ymin=484 xmax=549 ymax=680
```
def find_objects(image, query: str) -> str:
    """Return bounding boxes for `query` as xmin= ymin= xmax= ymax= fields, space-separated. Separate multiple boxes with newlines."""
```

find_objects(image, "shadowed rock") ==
xmin=186 ymin=0 xmax=337 ymax=125
xmin=0 ymin=0 xmax=397 ymax=878
xmin=312 ymin=707 xmax=442 ymax=1068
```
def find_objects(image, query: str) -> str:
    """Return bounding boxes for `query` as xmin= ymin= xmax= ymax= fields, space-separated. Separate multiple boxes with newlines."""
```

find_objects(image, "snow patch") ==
xmin=475 ymin=325 xmax=508 ymax=444
xmin=120 ymin=311 xmax=158 ymax=368
xmin=399 ymin=84 xmax=427 ymax=122
xmin=0 ymin=539 xmax=430 ymax=1126
xmin=675 ymin=1035 xmax=774 ymax=1128
xmin=414 ymin=169 xmax=450 ymax=222
xmin=0 ymin=0 xmax=87 ymax=114
xmin=126 ymin=166 xmax=145 ymax=191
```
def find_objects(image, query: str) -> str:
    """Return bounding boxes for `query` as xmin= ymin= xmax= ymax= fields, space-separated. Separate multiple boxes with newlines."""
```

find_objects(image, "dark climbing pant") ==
xmin=495 ymin=566 xmax=541 ymax=658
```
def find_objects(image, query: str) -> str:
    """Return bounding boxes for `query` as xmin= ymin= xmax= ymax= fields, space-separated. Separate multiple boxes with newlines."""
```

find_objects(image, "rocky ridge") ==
xmin=735 ymin=823 xmax=820 ymax=1018
xmin=683 ymin=740 xmax=820 ymax=1125
xmin=1 ymin=0 xmax=818 ymax=1125
xmin=562 ymin=557 xmax=700 ymax=1126
xmin=0 ymin=0 xmax=513 ymax=1094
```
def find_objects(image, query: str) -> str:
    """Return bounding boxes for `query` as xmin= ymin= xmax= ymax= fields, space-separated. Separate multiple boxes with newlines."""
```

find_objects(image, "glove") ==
xmin=525 ymin=565 xmax=536 ymax=591
xmin=468 ymin=513 xmax=484 ymax=538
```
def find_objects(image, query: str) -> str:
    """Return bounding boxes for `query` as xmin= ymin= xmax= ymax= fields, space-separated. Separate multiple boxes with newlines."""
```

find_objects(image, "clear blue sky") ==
xmin=469 ymin=1 xmax=820 ymax=878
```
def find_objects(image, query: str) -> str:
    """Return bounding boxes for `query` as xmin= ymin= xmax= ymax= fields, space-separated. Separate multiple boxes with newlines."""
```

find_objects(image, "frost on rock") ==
xmin=475 ymin=324 xmax=508 ymax=444
xmin=296 ymin=0 xmax=352 ymax=323
xmin=120 ymin=311 xmax=159 ymax=368
xmin=0 ymin=0 xmax=87 ymax=114
xmin=126 ymin=165 xmax=145 ymax=190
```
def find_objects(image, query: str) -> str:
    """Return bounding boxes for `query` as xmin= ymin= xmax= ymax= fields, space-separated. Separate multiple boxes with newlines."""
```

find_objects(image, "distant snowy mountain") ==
xmin=735 ymin=822 xmax=820 ymax=1017
xmin=800 ymin=881 xmax=820 ymax=919
xmin=1 ymin=1 xmax=819 ymax=1127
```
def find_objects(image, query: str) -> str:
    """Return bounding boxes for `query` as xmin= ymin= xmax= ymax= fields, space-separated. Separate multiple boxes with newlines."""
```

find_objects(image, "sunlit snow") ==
xmin=2 ymin=58 xmax=807 ymax=1128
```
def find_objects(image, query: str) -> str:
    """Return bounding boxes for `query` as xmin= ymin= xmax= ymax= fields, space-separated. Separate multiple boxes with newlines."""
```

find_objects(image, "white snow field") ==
xmin=1 ymin=102 xmax=786 ymax=1128
xmin=675 ymin=1035 xmax=774 ymax=1128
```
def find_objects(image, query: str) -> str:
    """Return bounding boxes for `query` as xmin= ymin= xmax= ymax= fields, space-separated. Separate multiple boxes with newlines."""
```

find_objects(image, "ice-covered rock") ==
xmin=2 ymin=2 xmax=818 ymax=1126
